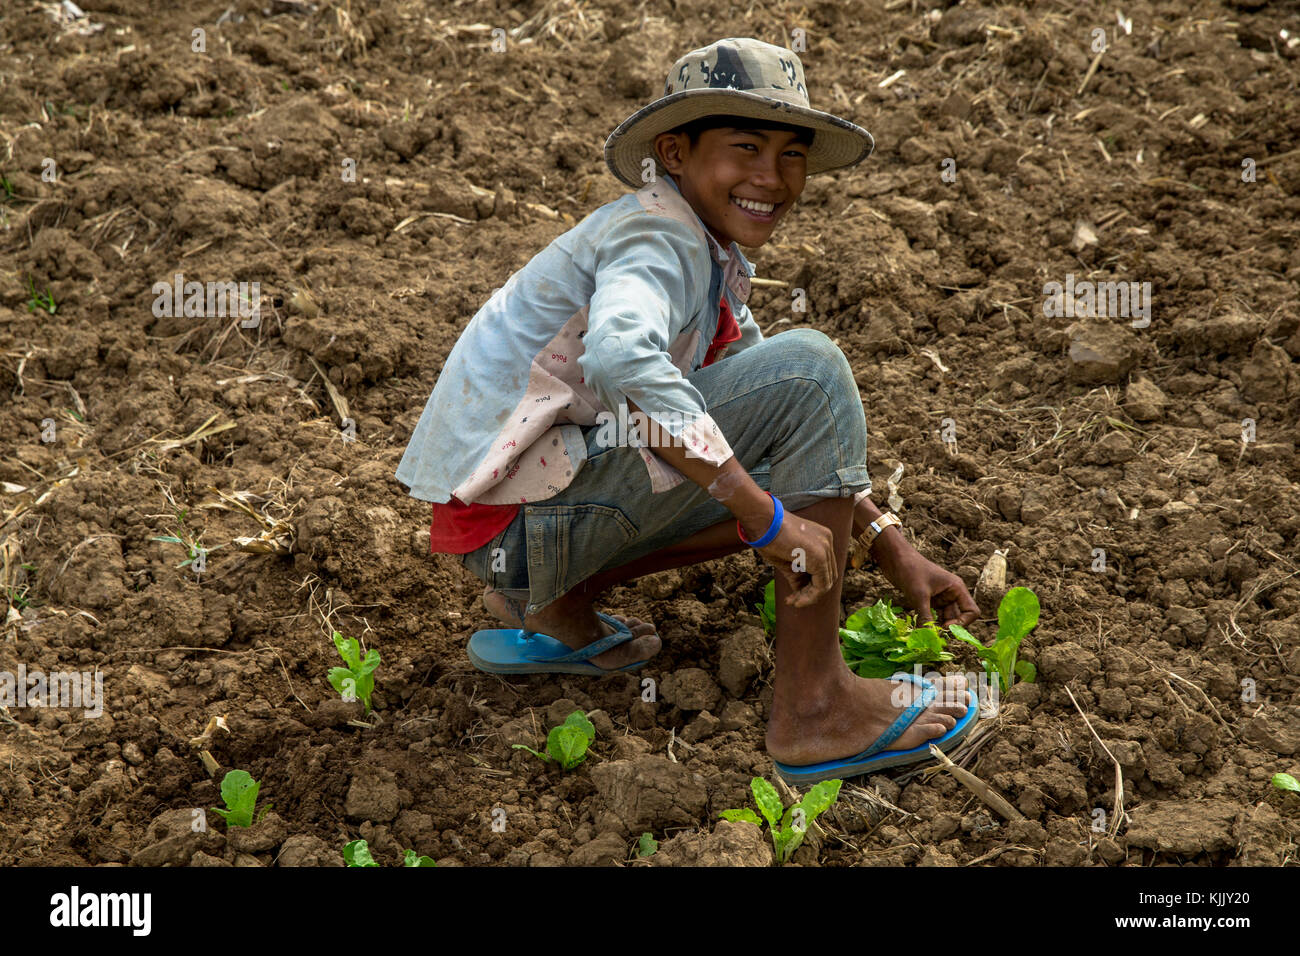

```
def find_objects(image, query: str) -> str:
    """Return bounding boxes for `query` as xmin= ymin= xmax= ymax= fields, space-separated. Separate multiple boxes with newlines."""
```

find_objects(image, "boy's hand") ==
xmin=874 ymin=545 xmax=979 ymax=628
xmin=753 ymin=517 xmax=838 ymax=608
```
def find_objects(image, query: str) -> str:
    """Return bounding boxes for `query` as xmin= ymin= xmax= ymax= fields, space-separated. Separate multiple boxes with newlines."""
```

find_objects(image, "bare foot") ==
xmin=481 ymin=587 xmax=661 ymax=671
xmin=765 ymin=672 xmax=971 ymax=766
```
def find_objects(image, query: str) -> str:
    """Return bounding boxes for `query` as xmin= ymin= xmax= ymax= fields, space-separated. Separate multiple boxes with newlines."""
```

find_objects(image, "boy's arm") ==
xmin=623 ymin=395 xmax=839 ymax=607
xmin=581 ymin=214 xmax=733 ymax=471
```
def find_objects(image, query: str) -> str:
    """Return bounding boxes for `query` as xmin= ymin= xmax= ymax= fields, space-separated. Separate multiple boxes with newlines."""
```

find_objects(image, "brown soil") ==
xmin=1 ymin=0 xmax=1298 ymax=868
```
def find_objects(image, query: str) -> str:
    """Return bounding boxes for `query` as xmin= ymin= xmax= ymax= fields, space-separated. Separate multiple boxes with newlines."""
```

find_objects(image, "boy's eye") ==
xmin=735 ymin=142 xmax=808 ymax=158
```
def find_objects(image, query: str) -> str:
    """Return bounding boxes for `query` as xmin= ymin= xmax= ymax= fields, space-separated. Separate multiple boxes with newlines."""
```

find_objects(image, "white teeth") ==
xmin=732 ymin=196 xmax=775 ymax=214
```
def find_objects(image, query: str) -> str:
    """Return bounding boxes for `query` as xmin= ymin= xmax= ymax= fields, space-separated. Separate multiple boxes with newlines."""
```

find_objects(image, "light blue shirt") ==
xmin=395 ymin=174 xmax=764 ymax=504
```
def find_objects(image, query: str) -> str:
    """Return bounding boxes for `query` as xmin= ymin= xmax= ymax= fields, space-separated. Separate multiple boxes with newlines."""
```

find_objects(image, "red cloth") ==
xmin=430 ymin=294 xmax=742 ymax=555
xmin=703 ymin=293 xmax=742 ymax=368
xmin=429 ymin=497 xmax=520 ymax=555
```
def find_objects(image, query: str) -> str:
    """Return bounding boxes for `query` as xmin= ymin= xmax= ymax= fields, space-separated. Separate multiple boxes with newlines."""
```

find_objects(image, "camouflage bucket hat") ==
xmin=604 ymin=37 xmax=874 ymax=189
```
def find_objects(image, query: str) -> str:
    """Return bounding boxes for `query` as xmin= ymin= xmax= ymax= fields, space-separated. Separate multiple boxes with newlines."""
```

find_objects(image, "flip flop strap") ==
xmin=861 ymin=673 xmax=937 ymax=758
xmin=525 ymin=613 xmax=636 ymax=663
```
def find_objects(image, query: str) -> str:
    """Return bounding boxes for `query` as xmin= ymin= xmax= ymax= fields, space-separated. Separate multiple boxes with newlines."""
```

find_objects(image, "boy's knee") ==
xmin=779 ymin=328 xmax=857 ymax=405
xmin=780 ymin=328 xmax=853 ymax=379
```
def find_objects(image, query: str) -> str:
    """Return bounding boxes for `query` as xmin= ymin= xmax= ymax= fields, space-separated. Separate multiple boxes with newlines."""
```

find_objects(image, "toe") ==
xmin=607 ymin=613 xmax=656 ymax=638
xmin=630 ymin=634 xmax=661 ymax=659
xmin=907 ymin=720 xmax=948 ymax=747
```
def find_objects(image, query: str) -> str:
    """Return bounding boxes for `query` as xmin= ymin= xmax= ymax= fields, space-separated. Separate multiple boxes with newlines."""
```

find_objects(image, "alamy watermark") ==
xmin=151 ymin=272 xmax=261 ymax=327
xmin=592 ymin=402 xmax=707 ymax=456
xmin=889 ymin=664 xmax=1000 ymax=715
xmin=1042 ymin=273 xmax=1151 ymax=328
xmin=0 ymin=665 xmax=103 ymax=717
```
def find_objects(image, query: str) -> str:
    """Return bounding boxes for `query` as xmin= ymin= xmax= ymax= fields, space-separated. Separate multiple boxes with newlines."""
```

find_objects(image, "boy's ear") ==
xmin=653 ymin=130 xmax=688 ymax=176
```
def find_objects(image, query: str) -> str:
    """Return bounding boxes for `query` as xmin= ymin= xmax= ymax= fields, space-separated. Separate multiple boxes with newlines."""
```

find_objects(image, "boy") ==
xmin=396 ymin=38 xmax=980 ymax=781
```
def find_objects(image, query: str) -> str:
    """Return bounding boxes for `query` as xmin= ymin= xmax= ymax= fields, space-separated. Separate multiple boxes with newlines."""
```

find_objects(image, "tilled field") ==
xmin=1 ymin=0 xmax=1298 ymax=867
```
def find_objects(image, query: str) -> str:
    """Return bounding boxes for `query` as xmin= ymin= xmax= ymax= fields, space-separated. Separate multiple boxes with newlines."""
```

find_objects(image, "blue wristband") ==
xmin=737 ymin=493 xmax=784 ymax=549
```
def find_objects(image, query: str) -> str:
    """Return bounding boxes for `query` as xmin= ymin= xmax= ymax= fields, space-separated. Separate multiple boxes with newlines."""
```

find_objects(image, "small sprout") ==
xmin=756 ymin=579 xmax=776 ymax=635
xmin=1272 ymin=773 xmax=1299 ymax=793
xmin=720 ymin=776 xmax=842 ymax=865
xmin=211 ymin=770 xmax=267 ymax=829
xmin=343 ymin=839 xmax=380 ymax=867
xmin=343 ymin=839 xmax=437 ymax=867
xmin=151 ymin=513 xmax=222 ymax=572
xmin=949 ymin=587 xmax=1040 ymax=692
xmin=512 ymin=710 xmax=595 ymax=771
xmin=327 ymin=630 xmax=380 ymax=713
xmin=6 ymin=583 xmax=32 ymax=610
xmin=637 ymin=832 xmax=658 ymax=858
xmin=25 ymin=275 xmax=56 ymax=315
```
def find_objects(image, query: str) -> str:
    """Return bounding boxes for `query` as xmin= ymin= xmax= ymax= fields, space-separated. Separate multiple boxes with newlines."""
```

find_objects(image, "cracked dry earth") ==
xmin=0 ymin=0 xmax=1298 ymax=867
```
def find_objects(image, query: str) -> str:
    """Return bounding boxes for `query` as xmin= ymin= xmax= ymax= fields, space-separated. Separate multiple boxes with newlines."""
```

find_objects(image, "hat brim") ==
xmin=604 ymin=88 xmax=874 ymax=189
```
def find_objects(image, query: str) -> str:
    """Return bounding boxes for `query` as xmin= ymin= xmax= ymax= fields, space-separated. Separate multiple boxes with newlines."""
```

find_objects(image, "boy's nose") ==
xmin=748 ymin=157 xmax=783 ymax=188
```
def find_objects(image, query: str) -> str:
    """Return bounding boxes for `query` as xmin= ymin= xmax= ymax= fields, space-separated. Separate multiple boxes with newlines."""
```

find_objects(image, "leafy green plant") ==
xmin=949 ymin=587 xmax=1040 ymax=693
xmin=343 ymin=839 xmax=379 ymax=867
xmin=343 ymin=839 xmax=437 ymax=867
xmin=327 ymin=630 xmax=380 ymax=714
xmin=838 ymin=599 xmax=955 ymax=678
xmin=211 ymin=770 xmax=268 ymax=829
xmin=25 ymin=276 xmax=56 ymax=315
xmin=637 ymin=832 xmax=658 ymax=857
xmin=720 ymin=776 xmax=842 ymax=865
xmin=756 ymin=579 xmax=776 ymax=635
xmin=512 ymin=710 xmax=595 ymax=770
xmin=1272 ymin=773 xmax=1299 ymax=793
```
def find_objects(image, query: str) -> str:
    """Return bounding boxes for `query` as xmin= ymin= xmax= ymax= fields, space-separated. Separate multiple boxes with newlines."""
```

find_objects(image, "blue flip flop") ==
xmin=773 ymin=673 xmax=980 ymax=785
xmin=467 ymin=611 xmax=650 ymax=676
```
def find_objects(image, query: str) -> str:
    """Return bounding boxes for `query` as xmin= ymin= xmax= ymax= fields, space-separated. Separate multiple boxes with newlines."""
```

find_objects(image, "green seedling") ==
xmin=720 ymin=776 xmax=842 ymax=865
xmin=1272 ymin=773 xmax=1299 ymax=793
xmin=343 ymin=839 xmax=437 ymax=866
xmin=949 ymin=587 xmax=1040 ymax=693
xmin=43 ymin=101 xmax=82 ymax=119
xmin=0 ymin=173 xmax=15 ymax=202
xmin=151 ymin=531 xmax=221 ymax=571
xmin=512 ymin=710 xmax=595 ymax=771
xmin=211 ymin=769 xmax=268 ymax=829
xmin=343 ymin=839 xmax=379 ymax=867
xmin=637 ymin=832 xmax=658 ymax=858
xmin=25 ymin=276 xmax=56 ymax=315
xmin=7 ymin=563 xmax=37 ymax=611
xmin=839 ymin=599 xmax=955 ymax=678
xmin=327 ymin=630 xmax=380 ymax=714
xmin=756 ymin=579 xmax=776 ymax=635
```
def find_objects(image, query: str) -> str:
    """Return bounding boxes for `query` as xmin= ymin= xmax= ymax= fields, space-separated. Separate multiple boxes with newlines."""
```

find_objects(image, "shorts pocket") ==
xmin=460 ymin=523 xmax=527 ymax=591
xmin=523 ymin=502 xmax=638 ymax=612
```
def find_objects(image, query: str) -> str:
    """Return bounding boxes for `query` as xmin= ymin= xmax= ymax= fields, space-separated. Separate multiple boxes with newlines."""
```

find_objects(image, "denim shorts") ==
xmin=459 ymin=328 xmax=871 ymax=615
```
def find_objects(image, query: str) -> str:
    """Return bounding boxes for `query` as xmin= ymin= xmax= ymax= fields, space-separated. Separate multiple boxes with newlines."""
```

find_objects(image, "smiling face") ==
xmin=653 ymin=122 xmax=810 ymax=249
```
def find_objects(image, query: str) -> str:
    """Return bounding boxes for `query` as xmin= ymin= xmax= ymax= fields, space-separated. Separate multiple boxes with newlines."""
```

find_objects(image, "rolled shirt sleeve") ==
xmin=580 ymin=212 xmax=734 ymax=490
